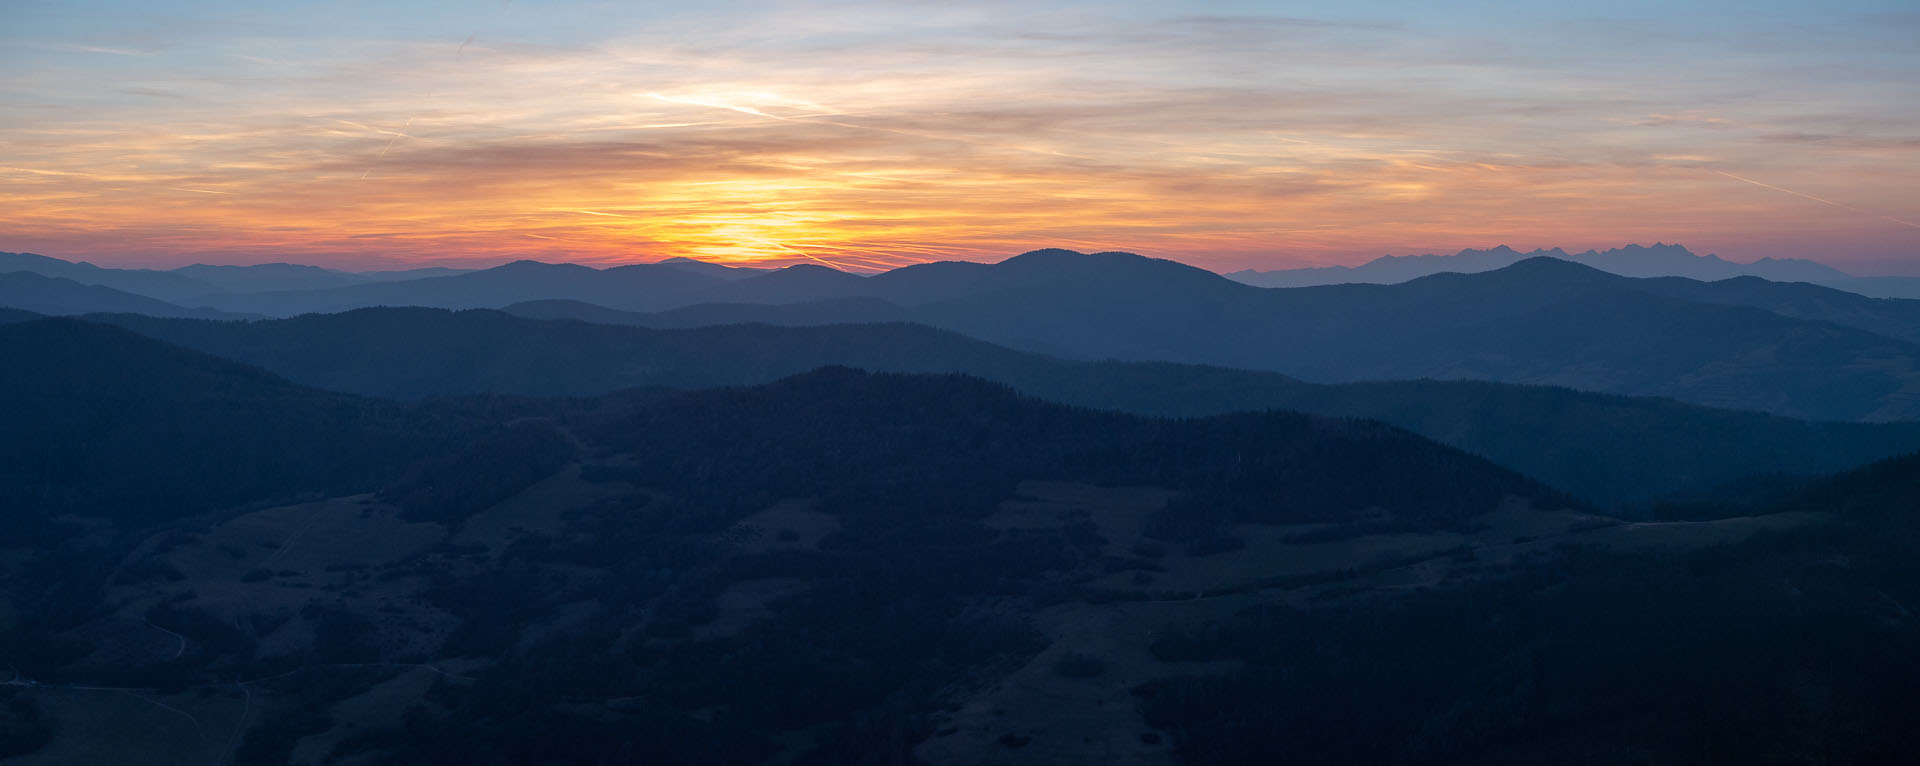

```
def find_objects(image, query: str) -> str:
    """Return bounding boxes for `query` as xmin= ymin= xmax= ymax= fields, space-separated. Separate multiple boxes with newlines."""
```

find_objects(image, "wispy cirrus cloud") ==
xmin=1 ymin=0 xmax=1916 ymax=271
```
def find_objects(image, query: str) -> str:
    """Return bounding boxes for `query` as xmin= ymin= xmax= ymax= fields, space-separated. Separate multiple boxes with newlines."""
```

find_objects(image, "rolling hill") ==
xmin=0 ymin=251 xmax=483 ymax=301
xmin=0 ymin=319 xmax=458 ymax=535
xmin=0 ymin=363 xmax=1584 ymax=765
xmin=510 ymin=253 xmax=1920 ymax=421
xmin=0 ymin=251 xmax=222 ymax=303
xmin=191 ymin=258 xmax=776 ymax=315
xmin=190 ymin=260 xmax=729 ymax=315
xmin=36 ymin=246 xmax=1920 ymax=421
xmin=94 ymin=309 xmax=1920 ymax=506
xmin=6 ymin=356 xmax=1910 ymax=765
xmin=0 ymin=271 xmax=240 ymax=319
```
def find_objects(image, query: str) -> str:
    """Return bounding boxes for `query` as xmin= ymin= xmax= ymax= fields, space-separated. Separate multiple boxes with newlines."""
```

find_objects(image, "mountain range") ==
xmin=0 ymin=250 xmax=475 ymax=304
xmin=0 ymin=271 xmax=245 ymax=319
xmin=10 ymin=239 xmax=1920 ymax=764
xmin=10 ymin=242 xmax=1920 ymax=316
xmin=74 ymin=307 xmax=1920 ymax=507
xmin=1226 ymin=243 xmax=1851 ymax=285
xmin=1225 ymin=242 xmax=1920 ymax=299
xmin=487 ymin=253 xmax=1920 ymax=421
xmin=12 ymin=246 xmax=1920 ymax=422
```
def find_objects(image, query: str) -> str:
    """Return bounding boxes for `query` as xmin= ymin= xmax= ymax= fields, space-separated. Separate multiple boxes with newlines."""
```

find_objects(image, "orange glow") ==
xmin=3 ymin=6 xmax=1915 ymax=273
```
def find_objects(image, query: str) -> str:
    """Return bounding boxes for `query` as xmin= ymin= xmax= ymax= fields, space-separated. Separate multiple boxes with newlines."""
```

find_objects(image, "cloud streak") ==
xmin=1 ymin=1 xmax=1915 ymax=271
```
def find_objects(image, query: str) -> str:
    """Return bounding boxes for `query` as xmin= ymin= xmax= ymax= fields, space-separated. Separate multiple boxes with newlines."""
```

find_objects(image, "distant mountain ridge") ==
xmin=16 ymin=245 xmax=1920 ymax=420
xmin=0 ymin=251 xmax=222 ymax=303
xmin=13 ymin=243 xmax=1918 ymax=313
xmin=0 ymin=250 xmax=481 ymax=304
xmin=1226 ymin=243 xmax=1853 ymax=287
xmin=510 ymin=253 xmax=1920 ymax=421
xmin=0 ymin=271 xmax=249 ymax=319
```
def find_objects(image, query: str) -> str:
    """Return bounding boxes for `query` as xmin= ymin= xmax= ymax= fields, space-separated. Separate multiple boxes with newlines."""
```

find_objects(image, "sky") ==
xmin=2 ymin=0 xmax=1917 ymax=274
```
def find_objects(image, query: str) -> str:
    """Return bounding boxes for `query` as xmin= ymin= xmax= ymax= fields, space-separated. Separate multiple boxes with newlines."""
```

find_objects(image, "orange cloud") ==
xmin=1 ymin=4 xmax=1915 ymax=272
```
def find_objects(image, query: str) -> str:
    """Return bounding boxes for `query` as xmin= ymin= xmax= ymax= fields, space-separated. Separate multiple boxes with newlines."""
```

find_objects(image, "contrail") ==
xmin=1712 ymin=170 xmax=1920 ymax=229
xmin=360 ymin=113 xmax=420 ymax=180
xmin=756 ymin=238 xmax=855 ymax=270
xmin=361 ymin=29 xmax=482 ymax=180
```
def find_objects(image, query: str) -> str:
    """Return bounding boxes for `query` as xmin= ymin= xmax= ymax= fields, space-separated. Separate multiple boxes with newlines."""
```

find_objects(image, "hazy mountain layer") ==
xmin=94 ymin=309 xmax=1920 ymax=506
xmin=504 ymin=253 xmax=1920 ymax=421
xmin=0 ymin=251 xmax=221 ymax=303
xmin=0 ymin=271 xmax=243 ymax=319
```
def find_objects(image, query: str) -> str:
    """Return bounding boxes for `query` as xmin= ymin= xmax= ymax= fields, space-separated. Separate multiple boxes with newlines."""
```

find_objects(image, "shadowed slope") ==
xmin=92 ymin=308 xmax=1920 ymax=506
xmin=0 ymin=271 xmax=234 ymax=319
xmin=0 ymin=319 xmax=454 ymax=531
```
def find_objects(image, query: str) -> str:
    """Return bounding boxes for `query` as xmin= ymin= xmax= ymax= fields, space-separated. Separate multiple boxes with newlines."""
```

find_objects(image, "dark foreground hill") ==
xmin=1 ymin=342 xmax=1910 ymax=764
xmin=1 ymin=353 xmax=1576 ymax=764
xmin=1135 ymin=449 xmax=1920 ymax=765
xmin=96 ymin=309 xmax=1920 ymax=507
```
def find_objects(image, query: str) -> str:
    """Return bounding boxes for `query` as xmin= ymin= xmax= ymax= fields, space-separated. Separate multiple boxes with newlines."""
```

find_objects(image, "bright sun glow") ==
xmin=1 ymin=1 xmax=1914 ymax=271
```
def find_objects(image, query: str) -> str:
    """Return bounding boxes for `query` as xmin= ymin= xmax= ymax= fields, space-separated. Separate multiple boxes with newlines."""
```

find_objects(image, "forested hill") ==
xmin=1132 ymin=449 xmax=1920 ymax=766
xmin=96 ymin=308 xmax=1044 ymax=399
xmin=0 ymin=319 xmax=458 ymax=535
xmin=596 ymin=367 xmax=1574 ymax=531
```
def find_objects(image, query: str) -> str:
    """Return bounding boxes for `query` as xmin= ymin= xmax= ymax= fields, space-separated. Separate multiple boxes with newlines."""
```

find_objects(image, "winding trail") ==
xmin=147 ymin=616 xmax=189 ymax=660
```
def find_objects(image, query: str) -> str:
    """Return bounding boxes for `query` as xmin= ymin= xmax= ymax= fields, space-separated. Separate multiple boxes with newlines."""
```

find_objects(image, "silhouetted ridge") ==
xmin=0 ymin=307 xmax=41 ymax=324
xmin=1230 ymin=242 xmax=1858 ymax=288
xmin=1478 ymin=255 xmax=1617 ymax=281
xmin=494 ymin=259 xmax=590 ymax=273
xmin=997 ymin=247 xmax=1088 ymax=263
xmin=603 ymin=366 xmax=1572 ymax=529
xmin=776 ymin=263 xmax=846 ymax=275
xmin=993 ymin=248 xmax=1223 ymax=282
xmin=716 ymin=262 xmax=866 ymax=295
xmin=0 ymin=270 xmax=232 ymax=318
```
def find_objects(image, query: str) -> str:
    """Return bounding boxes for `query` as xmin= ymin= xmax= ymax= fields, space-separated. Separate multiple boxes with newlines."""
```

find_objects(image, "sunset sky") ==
xmin=3 ymin=0 xmax=1917 ymax=273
